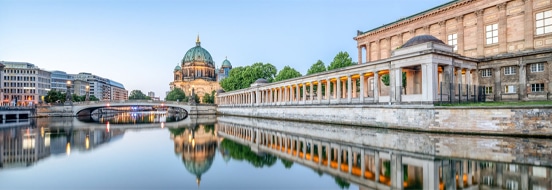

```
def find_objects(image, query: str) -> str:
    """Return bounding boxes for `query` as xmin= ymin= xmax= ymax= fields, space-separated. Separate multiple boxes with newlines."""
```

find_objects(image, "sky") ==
xmin=0 ymin=0 xmax=448 ymax=98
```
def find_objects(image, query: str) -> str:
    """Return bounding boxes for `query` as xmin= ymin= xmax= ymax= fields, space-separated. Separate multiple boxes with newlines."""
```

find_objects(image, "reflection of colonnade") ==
xmin=218 ymin=37 xmax=479 ymax=106
xmin=217 ymin=123 xmax=551 ymax=190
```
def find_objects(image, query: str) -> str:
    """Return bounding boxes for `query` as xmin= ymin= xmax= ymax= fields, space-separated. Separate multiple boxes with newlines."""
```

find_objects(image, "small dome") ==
xmin=221 ymin=58 xmax=232 ymax=68
xmin=254 ymin=78 xmax=269 ymax=84
xmin=174 ymin=65 xmax=181 ymax=71
xmin=400 ymin=35 xmax=445 ymax=48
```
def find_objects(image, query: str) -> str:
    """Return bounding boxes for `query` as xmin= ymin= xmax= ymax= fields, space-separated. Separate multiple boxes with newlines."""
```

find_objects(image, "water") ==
xmin=0 ymin=112 xmax=550 ymax=190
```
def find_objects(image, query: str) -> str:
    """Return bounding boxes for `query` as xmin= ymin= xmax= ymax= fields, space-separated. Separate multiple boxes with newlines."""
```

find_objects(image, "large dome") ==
xmin=182 ymin=36 xmax=214 ymax=66
xmin=400 ymin=35 xmax=445 ymax=48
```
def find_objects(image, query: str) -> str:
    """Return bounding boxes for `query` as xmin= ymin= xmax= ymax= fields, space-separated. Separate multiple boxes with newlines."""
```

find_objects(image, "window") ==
xmin=536 ymin=10 xmax=552 ymax=35
xmin=504 ymin=85 xmax=516 ymax=93
xmin=531 ymin=63 xmax=544 ymax=72
xmin=504 ymin=66 xmax=516 ymax=75
xmin=447 ymin=33 xmax=458 ymax=51
xmin=482 ymin=69 xmax=492 ymax=77
xmin=485 ymin=86 xmax=493 ymax=94
xmin=531 ymin=83 xmax=544 ymax=92
xmin=486 ymin=23 xmax=499 ymax=44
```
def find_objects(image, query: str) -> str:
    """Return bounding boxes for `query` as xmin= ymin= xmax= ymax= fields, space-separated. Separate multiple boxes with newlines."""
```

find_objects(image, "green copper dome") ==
xmin=174 ymin=64 xmax=181 ymax=71
xmin=182 ymin=36 xmax=214 ymax=66
xmin=221 ymin=58 xmax=232 ymax=68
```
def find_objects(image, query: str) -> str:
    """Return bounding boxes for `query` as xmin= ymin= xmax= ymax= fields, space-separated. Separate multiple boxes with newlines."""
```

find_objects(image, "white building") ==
xmin=1 ymin=61 xmax=51 ymax=106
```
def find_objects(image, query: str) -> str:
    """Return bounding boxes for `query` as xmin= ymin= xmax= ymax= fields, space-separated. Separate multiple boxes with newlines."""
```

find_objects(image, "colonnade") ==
xmin=217 ymin=42 xmax=479 ymax=106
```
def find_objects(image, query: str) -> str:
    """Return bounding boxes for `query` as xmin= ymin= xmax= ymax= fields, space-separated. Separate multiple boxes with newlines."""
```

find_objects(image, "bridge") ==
xmin=36 ymin=100 xmax=216 ymax=117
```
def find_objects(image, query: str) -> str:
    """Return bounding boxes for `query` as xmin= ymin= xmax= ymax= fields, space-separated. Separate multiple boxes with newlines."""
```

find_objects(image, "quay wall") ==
xmin=217 ymin=105 xmax=552 ymax=137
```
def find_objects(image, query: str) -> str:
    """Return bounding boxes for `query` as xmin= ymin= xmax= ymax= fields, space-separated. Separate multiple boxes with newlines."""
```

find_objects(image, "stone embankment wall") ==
xmin=217 ymin=105 xmax=552 ymax=137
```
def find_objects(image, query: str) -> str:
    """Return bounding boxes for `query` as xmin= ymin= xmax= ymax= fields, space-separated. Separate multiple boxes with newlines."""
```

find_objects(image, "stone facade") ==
xmin=355 ymin=0 xmax=552 ymax=101
xmin=217 ymin=105 xmax=552 ymax=136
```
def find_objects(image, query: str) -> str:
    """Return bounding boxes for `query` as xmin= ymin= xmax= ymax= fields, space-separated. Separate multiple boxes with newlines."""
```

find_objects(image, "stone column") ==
xmin=366 ymin=44 xmax=371 ymax=63
xmin=374 ymin=151 xmax=380 ymax=182
xmin=360 ymin=149 xmax=366 ymax=178
xmin=326 ymin=79 xmax=331 ymax=103
xmin=337 ymin=147 xmax=342 ymax=171
xmin=327 ymin=145 xmax=331 ymax=168
xmin=456 ymin=16 xmax=464 ymax=54
xmin=347 ymin=75 xmax=352 ymax=103
xmin=360 ymin=73 xmax=365 ymax=103
xmin=297 ymin=84 xmax=302 ymax=104
xmin=457 ymin=68 xmax=463 ymax=101
xmin=358 ymin=46 xmax=363 ymax=64
xmin=309 ymin=82 xmax=314 ymax=104
xmin=476 ymin=9 xmax=485 ymax=57
xmin=497 ymin=3 xmax=507 ymax=53
xmin=465 ymin=69 xmax=472 ymax=99
xmin=390 ymin=68 xmax=402 ymax=103
xmin=297 ymin=83 xmax=307 ymax=104
xmin=284 ymin=86 xmax=289 ymax=104
xmin=390 ymin=153 xmax=404 ymax=190
xmin=494 ymin=67 xmax=501 ymax=101
xmin=524 ymin=0 xmax=534 ymax=50
xmin=519 ymin=62 xmax=527 ymax=100
xmin=336 ymin=77 xmax=341 ymax=103
xmin=521 ymin=165 xmax=528 ymax=190
xmin=373 ymin=72 xmax=380 ymax=103
xmin=423 ymin=160 xmax=440 ymax=190
xmin=317 ymin=80 xmax=322 ymax=104
xmin=347 ymin=147 xmax=352 ymax=174
xmin=443 ymin=65 xmax=455 ymax=101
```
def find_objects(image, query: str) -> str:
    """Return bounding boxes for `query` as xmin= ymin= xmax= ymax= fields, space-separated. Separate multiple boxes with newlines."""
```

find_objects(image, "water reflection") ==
xmin=79 ymin=111 xmax=187 ymax=124
xmin=170 ymin=124 xmax=218 ymax=187
xmin=216 ymin=115 xmax=552 ymax=190
xmin=0 ymin=121 xmax=123 ymax=169
xmin=0 ymin=114 xmax=550 ymax=189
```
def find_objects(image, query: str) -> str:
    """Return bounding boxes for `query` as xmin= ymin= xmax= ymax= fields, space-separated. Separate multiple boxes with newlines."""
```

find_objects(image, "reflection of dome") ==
xmin=182 ymin=36 xmax=214 ymax=66
xmin=221 ymin=58 xmax=232 ymax=68
xmin=182 ymin=154 xmax=214 ymax=181
xmin=401 ymin=35 xmax=445 ymax=48
xmin=171 ymin=125 xmax=218 ymax=187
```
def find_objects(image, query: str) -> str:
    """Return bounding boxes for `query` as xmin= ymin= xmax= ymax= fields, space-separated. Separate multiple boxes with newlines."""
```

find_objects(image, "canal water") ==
xmin=0 ymin=112 xmax=550 ymax=190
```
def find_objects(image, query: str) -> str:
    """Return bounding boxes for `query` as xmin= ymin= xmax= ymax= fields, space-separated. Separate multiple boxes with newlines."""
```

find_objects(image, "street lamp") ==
xmin=65 ymin=80 xmax=73 ymax=105
xmin=85 ymin=85 xmax=90 ymax=101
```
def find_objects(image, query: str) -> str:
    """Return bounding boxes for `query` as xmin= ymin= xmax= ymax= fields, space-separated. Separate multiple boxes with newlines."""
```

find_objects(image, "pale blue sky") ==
xmin=0 ymin=0 xmax=447 ymax=97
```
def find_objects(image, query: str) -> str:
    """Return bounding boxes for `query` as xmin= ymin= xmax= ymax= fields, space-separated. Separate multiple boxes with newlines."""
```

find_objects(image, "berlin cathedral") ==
xmin=170 ymin=36 xmax=232 ymax=102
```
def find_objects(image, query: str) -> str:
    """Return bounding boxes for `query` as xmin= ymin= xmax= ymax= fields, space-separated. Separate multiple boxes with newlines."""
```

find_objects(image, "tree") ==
xmin=44 ymin=90 xmax=65 ymax=103
xmin=307 ymin=60 xmax=327 ymax=75
xmin=202 ymin=90 xmax=216 ymax=104
xmin=128 ymin=90 xmax=151 ymax=100
xmin=274 ymin=66 xmax=302 ymax=82
xmin=89 ymin=95 xmax=99 ymax=101
xmin=381 ymin=72 xmax=407 ymax=94
xmin=327 ymin=51 xmax=356 ymax=71
xmin=220 ymin=62 xmax=277 ymax=91
xmin=165 ymin=88 xmax=187 ymax=102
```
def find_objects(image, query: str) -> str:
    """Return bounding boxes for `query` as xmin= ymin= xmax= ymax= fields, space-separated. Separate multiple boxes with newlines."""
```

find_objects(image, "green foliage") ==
xmin=381 ymin=72 xmax=407 ymax=90
xmin=381 ymin=74 xmax=390 ymax=86
xmin=281 ymin=159 xmax=294 ymax=169
xmin=128 ymin=90 xmax=151 ymax=100
xmin=44 ymin=90 xmax=65 ymax=103
xmin=274 ymin=66 xmax=302 ymax=82
xmin=334 ymin=177 xmax=351 ymax=189
xmin=45 ymin=90 xmax=97 ymax=103
xmin=165 ymin=88 xmax=187 ymax=102
xmin=202 ymin=90 xmax=216 ymax=104
xmin=89 ymin=95 xmax=99 ymax=101
xmin=220 ymin=139 xmax=277 ymax=168
xmin=220 ymin=62 xmax=277 ymax=91
xmin=327 ymin=51 xmax=356 ymax=71
xmin=307 ymin=60 xmax=327 ymax=75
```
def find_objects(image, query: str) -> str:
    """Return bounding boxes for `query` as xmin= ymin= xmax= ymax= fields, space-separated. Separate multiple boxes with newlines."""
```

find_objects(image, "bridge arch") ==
xmin=72 ymin=100 xmax=192 ymax=116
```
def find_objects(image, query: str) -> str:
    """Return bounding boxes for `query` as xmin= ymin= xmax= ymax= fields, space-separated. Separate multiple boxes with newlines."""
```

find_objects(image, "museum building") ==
xmin=170 ymin=36 xmax=232 ymax=102
xmin=355 ymin=0 xmax=552 ymax=101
